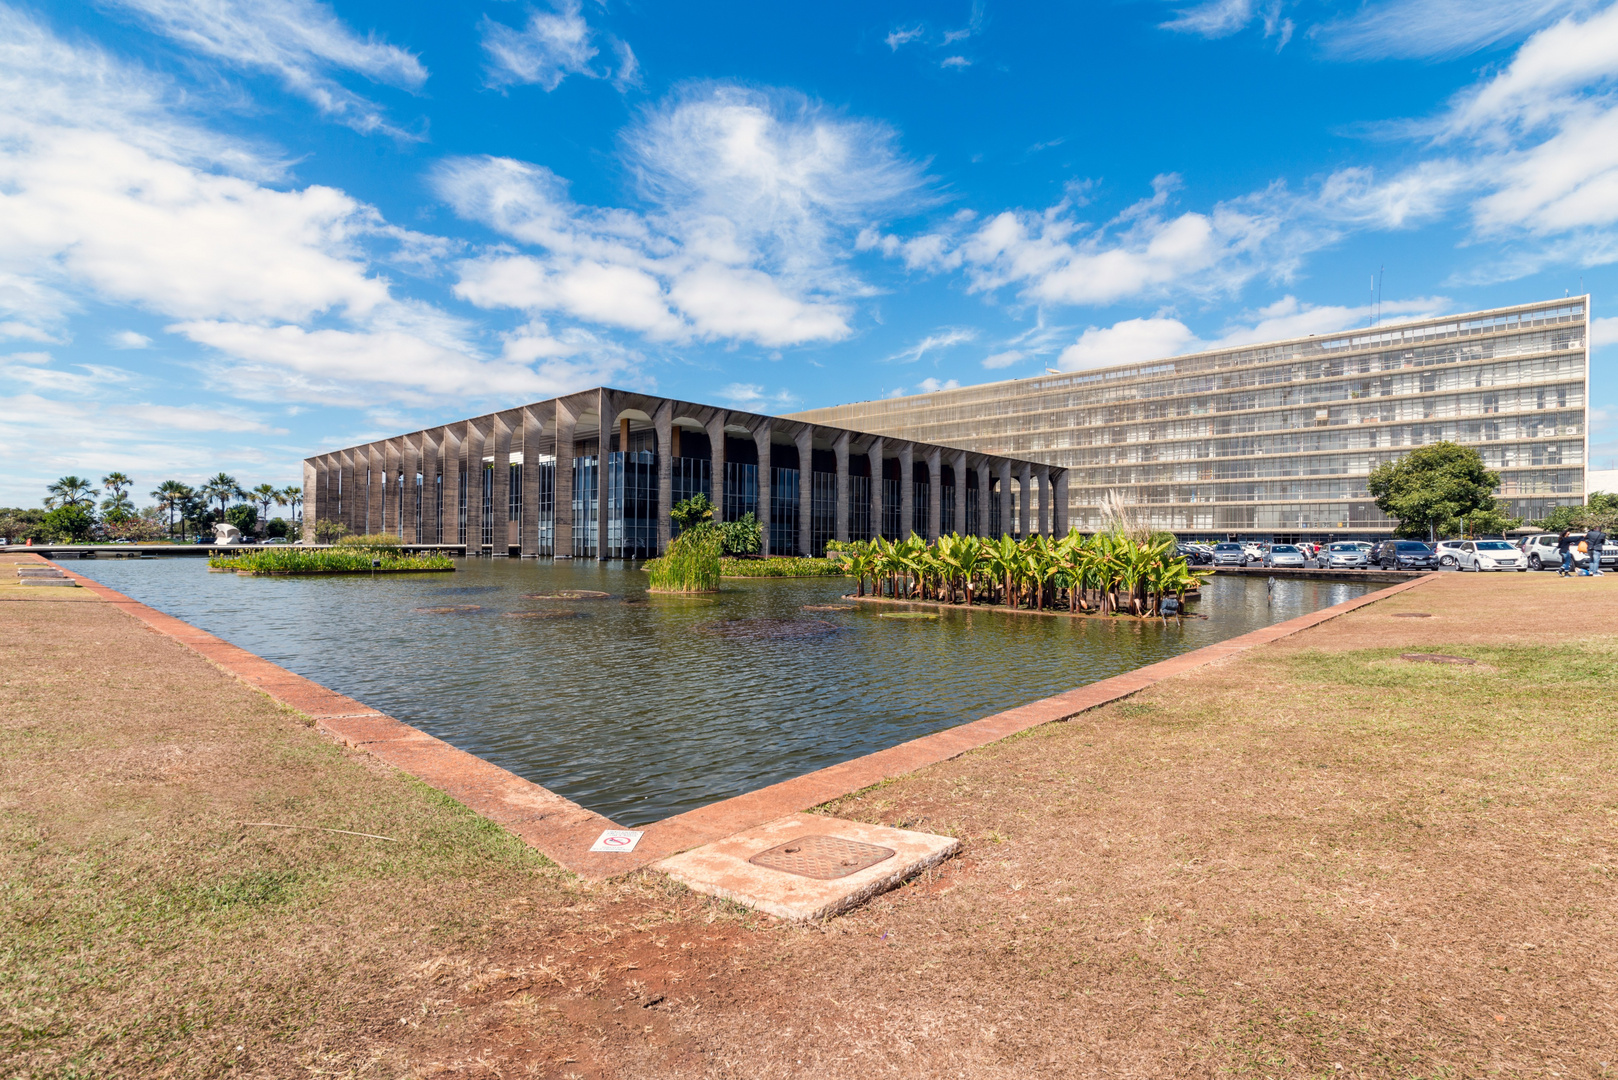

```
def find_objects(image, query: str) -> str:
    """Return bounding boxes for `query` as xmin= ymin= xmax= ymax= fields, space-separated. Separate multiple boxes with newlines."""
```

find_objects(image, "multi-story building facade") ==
xmin=792 ymin=298 xmax=1590 ymax=540
xmin=304 ymin=388 xmax=1058 ymax=557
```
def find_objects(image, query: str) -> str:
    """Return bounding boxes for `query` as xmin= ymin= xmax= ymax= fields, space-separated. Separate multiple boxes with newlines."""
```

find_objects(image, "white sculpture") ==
xmin=213 ymin=522 xmax=243 ymax=545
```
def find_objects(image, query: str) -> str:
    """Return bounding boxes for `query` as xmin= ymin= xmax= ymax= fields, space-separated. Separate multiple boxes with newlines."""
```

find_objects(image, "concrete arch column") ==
xmin=553 ymin=399 xmax=577 ymax=557
xmin=1053 ymin=470 xmax=1070 ymax=535
xmin=462 ymin=421 xmax=485 ymax=554
xmin=402 ymin=438 xmax=421 ymax=543
xmin=795 ymin=426 xmax=813 ymax=557
xmin=705 ymin=412 xmax=728 ymax=523
xmin=833 ymin=431 xmax=850 ymax=543
xmin=925 ymin=447 xmax=942 ymax=541
xmin=439 ymin=429 xmax=462 ymax=548
xmin=1037 ymin=466 xmax=1051 ymax=538
xmin=867 ymin=437 xmax=884 ymax=539
xmin=1018 ymin=462 xmax=1032 ymax=539
xmin=898 ymin=443 xmax=914 ymax=540
xmin=421 ymin=433 xmax=441 ymax=544
xmin=997 ymin=460 xmax=1012 ymax=538
xmin=596 ymin=393 xmax=617 ymax=561
xmin=753 ymin=422 xmax=772 ymax=557
xmin=975 ymin=460 xmax=991 ymax=537
xmin=654 ymin=401 xmax=674 ymax=555
xmin=520 ymin=408 xmax=543 ymax=557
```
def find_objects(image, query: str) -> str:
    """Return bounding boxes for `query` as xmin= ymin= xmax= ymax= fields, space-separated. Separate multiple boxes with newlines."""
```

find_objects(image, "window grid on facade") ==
xmin=912 ymin=482 xmax=930 ymax=537
xmin=509 ymin=463 xmax=522 ymax=524
xmin=882 ymin=479 xmax=901 ymax=538
xmin=848 ymin=475 xmax=872 ymax=541
xmin=414 ymin=473 xmax=422 ymax=540
xmin=940 ymin=483 xmax=956 ymax=535
xmin=964 ymin=486 xmax=979 ymax=536
xmin=480 ymin=463 xmax=494 ymax=549
xmin=457 ymin=471 xmax=467 ymax=544
xmin=724 ymin=461 xmax=757 ymax=523
xmin=607 ymin=451 xmax=657 ymax=559
xmin=395 ymin=473 xmax=403 ymax=535
xmin=770 ymin=467 xmax=799 ymax=555
xmin=672 ymin=457 xmax=711 ymax=535
xmin=435 ymin=473 xmax=442 ymax=543
xmin=810 ymin=471 xmax=836 ymax=556
xmin=789 ymin=299 xmax=1590 ymax=536
xmin=535 ymin=458 xmax=555 ymax=556
xmin=571 ymin=456 xmax=598 ymax=558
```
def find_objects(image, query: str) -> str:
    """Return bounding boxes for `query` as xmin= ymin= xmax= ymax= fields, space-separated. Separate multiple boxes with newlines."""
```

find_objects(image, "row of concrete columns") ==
xmin=304 ymin=390 xmax=1067 ymax=555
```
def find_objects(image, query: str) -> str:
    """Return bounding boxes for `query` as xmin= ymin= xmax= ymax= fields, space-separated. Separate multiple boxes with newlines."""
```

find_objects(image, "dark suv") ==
xmin=1371 ymin=540 xmax=1437 ymax=570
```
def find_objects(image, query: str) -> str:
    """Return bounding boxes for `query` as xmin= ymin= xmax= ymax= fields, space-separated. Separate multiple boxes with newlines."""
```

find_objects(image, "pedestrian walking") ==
xmin=1587 ymin=525 xmax=1607 ymax=576
xmin=1558 ymin=530 xmax=1575 ymax=576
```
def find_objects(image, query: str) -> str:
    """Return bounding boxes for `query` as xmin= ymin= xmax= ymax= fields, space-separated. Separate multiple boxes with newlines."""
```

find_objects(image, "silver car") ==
xmin=1262 ymin=544 xmax=1307 ymax=568
xmin=1325 ymin=542 xmax=1368 ymax=568
xmin=1211 ymin=542 xmax=1246 ymax=566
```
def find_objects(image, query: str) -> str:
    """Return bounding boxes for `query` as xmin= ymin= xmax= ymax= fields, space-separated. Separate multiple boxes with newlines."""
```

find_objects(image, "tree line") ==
xmin=1 ymin=474 xmax=302 ymax=544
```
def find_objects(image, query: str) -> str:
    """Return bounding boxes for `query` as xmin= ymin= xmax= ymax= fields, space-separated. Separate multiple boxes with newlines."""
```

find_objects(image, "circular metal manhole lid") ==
xmin=749 ymin=834 xmax=897 ymax=880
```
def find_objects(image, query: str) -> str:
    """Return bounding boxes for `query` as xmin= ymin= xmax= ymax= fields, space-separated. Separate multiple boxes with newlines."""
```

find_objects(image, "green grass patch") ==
xmin=208 ymin=548 xmax=455 ymax=574
xmin=716 ymin=556 xmax=847 ymax=578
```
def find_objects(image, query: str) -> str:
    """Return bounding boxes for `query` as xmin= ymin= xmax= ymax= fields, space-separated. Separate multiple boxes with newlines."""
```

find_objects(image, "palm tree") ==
xmin=152 ymin=480 xmax=189 ymax=539
xmin=280 ymin=485 xmax=303 ymax=527
xmin=202 ymin=473 xmax=242 ymax=519
xmin=45 ymin=476 xmax=95 ymax=510
xmin=102 ymin=472 xmax=132 ymax=500
xmin=251 ymin=483 xmax=281 ymax=525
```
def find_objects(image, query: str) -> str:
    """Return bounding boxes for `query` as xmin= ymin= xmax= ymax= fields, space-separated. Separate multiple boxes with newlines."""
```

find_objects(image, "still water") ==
xmin=65 ymin=558 xmax=1371 ymax=825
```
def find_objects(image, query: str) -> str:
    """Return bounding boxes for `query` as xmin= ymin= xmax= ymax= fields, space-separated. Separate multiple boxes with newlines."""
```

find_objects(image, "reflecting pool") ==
xmin=64 ymin=558 xmax=1373 ymax=825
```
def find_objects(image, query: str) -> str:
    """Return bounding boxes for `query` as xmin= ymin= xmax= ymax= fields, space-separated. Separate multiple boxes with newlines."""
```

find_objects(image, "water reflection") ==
xmin=65 ymin=558 xmax=1371 ymax=825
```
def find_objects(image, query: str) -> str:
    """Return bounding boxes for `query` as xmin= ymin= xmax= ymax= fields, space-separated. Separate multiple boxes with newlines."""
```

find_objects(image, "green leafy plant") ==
xmin=335 ymin=532 xmax=403 ymax=554
xmin=42 ymin=505 xmax=95 ymax=542
xmin=209 ymin=548 xmax=452 ymax=574
xmin=312 ymin=518 xmax=350 ymax=544
xmin=647 ymin=528 xmax=721 ymax=592
xmin=1367 ymin=442 xmax=1500 ymax=541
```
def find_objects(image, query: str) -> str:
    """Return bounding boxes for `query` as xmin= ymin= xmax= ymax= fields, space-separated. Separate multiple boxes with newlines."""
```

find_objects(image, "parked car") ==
xmin=1323 ymin=542 xmax=1368 ymax=568
xmin=1456 ymin=539 xmax=1526 ymax=572
xmin=1176 ymin=543 xmax=1213 ymax=565
xmin=1262 ymin=544 xmax=1307 ymax=568
xmin=1211 ymin=542 xmax=1247 ymax=566
xmin=263 ymin=537 xmax=289 ymax=545
xmin=1371 ymin=540 xmax=1437 ymax=570
xmin=1432 ymin=540 xmax=1467 ymax=568
xmin=1242 ymin=541 xmax=1267 ymax=563
xmin=1522 ymin=533 xmax=1618 ymax=572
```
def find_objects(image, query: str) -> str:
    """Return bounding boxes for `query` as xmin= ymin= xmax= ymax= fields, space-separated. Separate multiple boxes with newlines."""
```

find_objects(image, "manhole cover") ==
xmin=1401 ymin=652 xmax=1476 ymax=665
xmin=1391 ymin=612 xmax=1433 ymax=618
xmin=749 ymin=834 xmax=896 ymax=880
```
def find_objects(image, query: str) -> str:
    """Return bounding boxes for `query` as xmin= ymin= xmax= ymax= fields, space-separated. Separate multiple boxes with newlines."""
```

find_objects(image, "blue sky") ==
xmin=2 ymin=0 xmax=1616 ymax=507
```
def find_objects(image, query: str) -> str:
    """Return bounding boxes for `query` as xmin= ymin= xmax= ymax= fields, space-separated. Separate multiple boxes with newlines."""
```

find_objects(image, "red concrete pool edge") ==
xmin=39 ymin=553 xmax=1437 ymax=880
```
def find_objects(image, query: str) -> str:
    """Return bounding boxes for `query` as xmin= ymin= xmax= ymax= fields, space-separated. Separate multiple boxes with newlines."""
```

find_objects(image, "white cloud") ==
xmin=1317 ymin=0 xmax=1583 ymax=60
xmin=887 ymin=328 xmax=976 ymax=364
xmin=480 ymin=0 xmax=635 ymax=91
xmin=916 ymin=377 xmax=959 ymax=392
xmin=1055 ymin=295 xmax=1450 ymax=372
xmin=885 ymin=25 xmax=923 ymax=50
xmin=1161 ymin=0 xmax=1292 ymax=46
xmin=436 ymin=83 xmax=930 ymax=348
xmin=111 ymin=330 xmax=152 ymax=348
xmin=1592 ymin=315 xmax=1618 ymax=347
xmin=716 ymin=382 xmax=797 ymax=410
xmin=940 ymin=56 xmax=971 ymax=69
xmin=106 ymin=0 xmax=426 ymax=135
xmin=982 ymin=349 xmax=1023 ymax=369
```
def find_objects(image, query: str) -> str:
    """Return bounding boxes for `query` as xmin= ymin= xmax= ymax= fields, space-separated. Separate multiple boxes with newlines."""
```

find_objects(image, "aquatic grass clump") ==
xmin=209 ymin=548 xmax=454 ymax=575
xmin=646 ymin=529 xmax=721 ymax=593
xmin=333 ymin=533 xmax=404 ymax=554
xmin=717 ymin=556 xmax=848 ymax=578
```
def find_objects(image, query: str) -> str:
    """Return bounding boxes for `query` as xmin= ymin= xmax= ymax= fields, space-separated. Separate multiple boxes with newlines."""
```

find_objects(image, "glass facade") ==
xmin=912 ymin=481 xmax=929 ymax=538
xmin=791 ymin=299 xmax=1589 ymax=537
xmin=671 ymin=456 xmax=711 ymax=534
xmin=480 ymin=462 xmax=494 ymax=549
xmin=457 ymin=471 xmax=467 ymax=545
xmin=607 ymin=451 xmax=657 ymax=559
xmin=848 ymin=474 xmax=872 ymax=541
xmin=770 ymin=467 xmax=799 ymax=555
xmin=882 ymin=479 xmax=901 ymax=538
xmin=810 ymin=471 xmax=837 ymax=556
xmin=724 ymin=461 xmax=758 ymax=522
xmin=572 ymin=456 xmax=598 ymax=558
xmin=535 ymin=457 xmax=555 ymax=556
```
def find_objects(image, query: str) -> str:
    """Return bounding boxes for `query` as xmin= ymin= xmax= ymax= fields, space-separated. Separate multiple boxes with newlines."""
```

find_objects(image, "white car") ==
xmin=1324 ymin=542 xmax=1368 ymax=568
xmin=1242 ymin=542 xmax=1267 ymax=563
xmin=1433 ymin=540 xmax=1467 ymax=568
xmin=1457 ymin=539 xmax=1526 ymax=572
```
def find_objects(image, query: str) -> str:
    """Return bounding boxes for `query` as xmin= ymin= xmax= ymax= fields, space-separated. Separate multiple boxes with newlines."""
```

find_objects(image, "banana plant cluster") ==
xmin=833 ymin=531 xmax=1210 ymax=617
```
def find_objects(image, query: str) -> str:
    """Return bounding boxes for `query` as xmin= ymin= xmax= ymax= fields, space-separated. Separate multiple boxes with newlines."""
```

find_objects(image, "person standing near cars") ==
xmin=1558 ymin=530 xmax=1575 ymax=576
xmin=1588 ymin=526 xmax=1608 ymax=576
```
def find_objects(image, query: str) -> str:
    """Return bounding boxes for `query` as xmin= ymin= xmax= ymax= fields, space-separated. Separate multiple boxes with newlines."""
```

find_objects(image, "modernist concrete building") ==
xmin=792 ymin=297 xmax=1591 ymax=540
xmin=304 ymin=388 xmax=1060 ymax=557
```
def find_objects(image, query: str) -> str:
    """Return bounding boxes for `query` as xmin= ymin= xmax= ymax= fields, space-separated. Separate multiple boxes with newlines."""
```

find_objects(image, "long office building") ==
xmin=791 ymin=297 xmax=1590 ymax=539
xmin=304 ymin=388 xmax=1059 ymax=557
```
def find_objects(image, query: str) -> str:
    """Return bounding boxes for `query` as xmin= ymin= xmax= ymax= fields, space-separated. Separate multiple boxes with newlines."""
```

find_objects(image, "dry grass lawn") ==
xmin=4 ymin=563 xmax=1617 ymax=1078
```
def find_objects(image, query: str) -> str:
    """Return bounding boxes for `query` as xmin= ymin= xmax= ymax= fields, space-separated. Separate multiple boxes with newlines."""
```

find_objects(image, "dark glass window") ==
xmin=481 ymin=463 xmax=494 ymax=549
xmin=941 ymin=482 xmax=956 ymax=535
xmin=536 ymin=457 xmax=555 ymax=556
xmin=572 ymin=456 xmax=598 ymax=558
xmin=912 ymin=481 xmax=929 ymax=538
xmin=848 ymin=474 xmax=871 ymax=541
xmin=810 ymin=471 xmax=836 ymax=556
xmin=881 ymin=479 xmax=901 ymax=538
xmin=607 ymin=450 xmax=657 ymax=559
xmin=672 ymin=456 xmax=711 ymax=536
xmin=724 ymin=461 xmax=757 ymax=523
xmin=457 ymin=470 xmax=466 ymax=545
xmin=770 ymin=467 xmax=799 ymax=556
